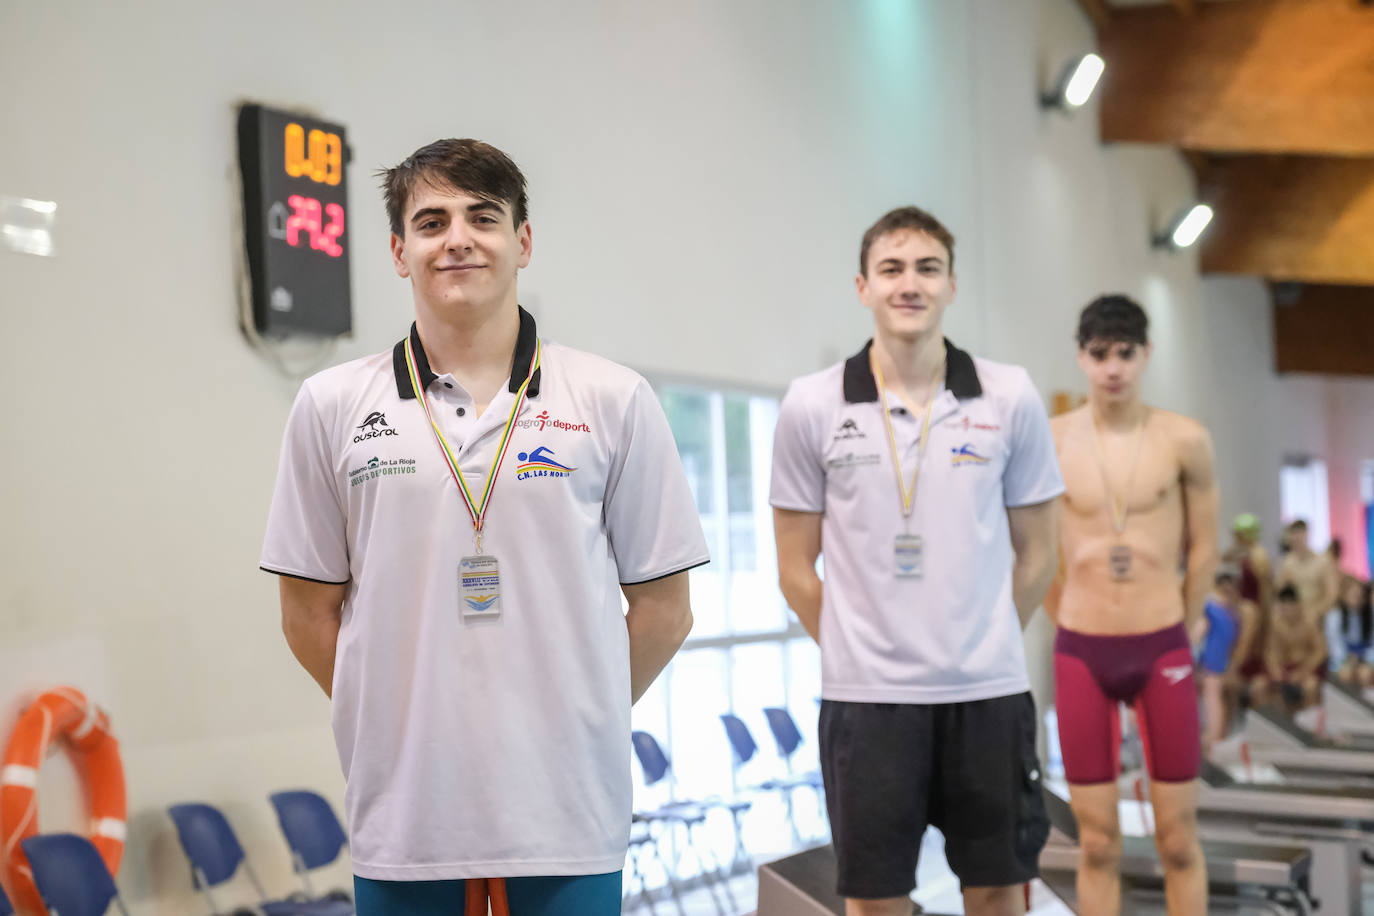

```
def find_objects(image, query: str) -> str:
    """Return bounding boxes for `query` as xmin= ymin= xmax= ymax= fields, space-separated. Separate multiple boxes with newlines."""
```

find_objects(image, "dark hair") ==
xmin=1340 ymin=581 xmax=1373 ymax=645
xmin=378 ymin=139 xmax=529 ymax=237
xmin=859 ymin=206 xmax=955 ymax=277
xmin=1288 ymin=519 xmax=1308 ymax=531
xmin=1331 ymin=536 xmax=1343 ymax=559
xmin=1076 ymin=295 xmax=1149 ymax=348
xmin=1277 ymin=584 xmax=1300 ymax=603
xmin=1215 ymin=570 xmax=1237 ymax=587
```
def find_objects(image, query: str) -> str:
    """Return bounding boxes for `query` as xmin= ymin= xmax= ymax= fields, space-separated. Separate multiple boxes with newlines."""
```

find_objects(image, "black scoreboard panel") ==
xmin=238 ymin=104 xmax=352 ymax=337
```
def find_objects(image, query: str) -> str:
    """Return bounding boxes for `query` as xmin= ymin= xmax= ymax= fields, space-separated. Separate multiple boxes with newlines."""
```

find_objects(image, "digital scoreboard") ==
xmin=238 ymin=103 xmax=352 ymax=337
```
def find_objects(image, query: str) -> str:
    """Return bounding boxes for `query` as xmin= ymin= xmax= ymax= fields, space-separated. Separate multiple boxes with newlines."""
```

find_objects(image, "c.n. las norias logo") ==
xmin=515 ymin=446 xmax=577 ymax=480
xmin=354 ymin=411 xmax=400 ymax=443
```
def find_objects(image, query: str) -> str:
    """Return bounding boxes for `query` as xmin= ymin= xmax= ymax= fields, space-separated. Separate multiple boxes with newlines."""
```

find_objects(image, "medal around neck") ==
xmin=895 ymin=534 xmax=924 ymax=579
xmin=460 ymin=555 xmax=502 ymax=618
xmin=1090 ymin=411 xmax=1148 ymax=584
xmin=403 ymin=334 xmax=541 ymax=621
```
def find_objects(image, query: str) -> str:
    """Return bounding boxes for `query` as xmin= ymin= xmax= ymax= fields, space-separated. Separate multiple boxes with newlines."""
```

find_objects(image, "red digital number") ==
xmin=321 ymin=203 xmax=344 ymax=258
xmin=285 ymin=195 xmax=344 ymax=258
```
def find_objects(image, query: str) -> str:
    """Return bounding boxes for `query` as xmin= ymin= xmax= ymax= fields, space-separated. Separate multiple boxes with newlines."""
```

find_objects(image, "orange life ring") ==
xmin=1 ymin=687 xmax=126 ymax=914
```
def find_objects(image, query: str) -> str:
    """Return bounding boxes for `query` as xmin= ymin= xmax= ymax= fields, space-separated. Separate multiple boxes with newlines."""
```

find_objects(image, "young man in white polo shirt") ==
xmin=772 ymin=206 xmax=1063 ymax=916
xmin=261 ymin=139 xmax=708 ymax=915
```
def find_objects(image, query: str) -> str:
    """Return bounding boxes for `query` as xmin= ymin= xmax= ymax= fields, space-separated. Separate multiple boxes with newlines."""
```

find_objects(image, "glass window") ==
xmin=666 ymin=648 xmax=732 ymax=802
xmin=659 ymin=383 xmax=786 ymax=637
xmin=628 ymin=378 xmax=824 ymax=858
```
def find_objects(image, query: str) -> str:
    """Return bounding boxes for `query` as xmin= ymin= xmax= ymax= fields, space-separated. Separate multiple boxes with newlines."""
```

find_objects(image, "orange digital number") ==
xmin=324 ymin=133 xmax=342 ymax=186
xmin=285 ymin=123 xmax=343 ymax=185
xmin=284 ymin=123 xmax=306 ymax=178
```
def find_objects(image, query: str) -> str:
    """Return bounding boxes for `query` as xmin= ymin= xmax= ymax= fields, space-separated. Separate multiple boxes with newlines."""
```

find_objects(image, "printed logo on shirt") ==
xmin=1161 ymin=664 xmax=1193 ymax=686
xmin=832 ymin=418 xmax=867 ymax=441
xmin=515 ymin=445 xmax=577 ymax=480
xmin=516 ymin=410 xmax=592 ymax=433
xmin=826 ymin=452 xmax=882 ymax=470
xmin=961 ymin=416 xmax=1001 ymax=432
xmin=950 ymin=443 xmax=991 ymax=467
xmin=464 ymin=594 xmax=499 ymax=612
xmin=348 ymin=455 xmax=418 ymax=487
xmin=354 ymin=411 xmax=400 ymax=443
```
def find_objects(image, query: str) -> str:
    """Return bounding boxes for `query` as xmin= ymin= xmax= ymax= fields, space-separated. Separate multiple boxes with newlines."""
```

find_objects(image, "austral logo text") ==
xmin=833 ymin=419 xmax=866 ymax=440
xmin=354 ymin=411 xmax=400 ymax=443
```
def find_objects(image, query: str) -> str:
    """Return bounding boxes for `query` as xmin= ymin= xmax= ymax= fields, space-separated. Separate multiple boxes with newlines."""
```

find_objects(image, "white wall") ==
xmin=1 ymin=0 xmax=1367 ymax=912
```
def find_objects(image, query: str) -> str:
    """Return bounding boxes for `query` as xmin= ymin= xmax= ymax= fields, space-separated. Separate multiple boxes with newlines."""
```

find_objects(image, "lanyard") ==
xmin=403 ymin=336 xmax=541 ymax=552
xmin=1089 ymin=409 xmax=1148 ymax=535
xmin=872 ymin=354 xmax=942 ymax=521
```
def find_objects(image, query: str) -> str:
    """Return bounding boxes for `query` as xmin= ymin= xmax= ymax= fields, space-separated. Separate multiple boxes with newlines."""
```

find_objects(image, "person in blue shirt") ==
xmin=1196 ymin=569 xmax=1241 ymax=752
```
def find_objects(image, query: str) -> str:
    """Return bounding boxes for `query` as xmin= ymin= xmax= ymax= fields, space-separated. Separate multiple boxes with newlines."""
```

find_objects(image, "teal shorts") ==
xmin=354 ymin=871 xmax=623 ymax=915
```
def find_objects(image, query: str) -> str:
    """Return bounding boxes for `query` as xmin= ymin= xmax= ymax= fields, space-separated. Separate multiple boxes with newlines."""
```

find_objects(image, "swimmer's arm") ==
xmin=775 ymin=508 xmax=824 ymax=643
xmin=1008 ymin=498 xmax=1059 ymax=629
xmin=1298 ymin=631 xmax=1328 ymax=676
xmin=624 ymin=571 xmax=694 ymax=705
xmin=1253 ymin=548 xmax=1274 ymax=614
xmin=1264 ymin=636 xmax=1286 ymax=681
xmin=1190 ymin=612 xmax=1210 ymax=647
xmin=1180 ymin=423 xmax=1221 ymax=632
xmin=1043 ymin=558 xmax=1065 ymax=626
xmin=1314 ymin=556 xmax=1341 ymax=622
xmin=1231 ymin=601 xmax=1259 ymax=671
xmin=279 ymin=576 xmax=347 ymax=698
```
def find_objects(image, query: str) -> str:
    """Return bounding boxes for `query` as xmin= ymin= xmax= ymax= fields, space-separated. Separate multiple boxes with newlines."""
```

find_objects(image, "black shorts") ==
xmin=819 ymin=692 xmax=1049 ymax=899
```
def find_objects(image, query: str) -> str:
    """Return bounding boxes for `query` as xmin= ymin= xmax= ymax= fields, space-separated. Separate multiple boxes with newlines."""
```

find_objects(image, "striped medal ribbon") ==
xmin=403 ymin=335 xmax=541 ymax=554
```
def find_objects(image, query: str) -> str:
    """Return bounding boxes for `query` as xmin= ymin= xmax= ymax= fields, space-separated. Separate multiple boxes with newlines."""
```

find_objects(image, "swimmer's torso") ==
xmin=1053 ymin=406 xmax=1190 ymax=634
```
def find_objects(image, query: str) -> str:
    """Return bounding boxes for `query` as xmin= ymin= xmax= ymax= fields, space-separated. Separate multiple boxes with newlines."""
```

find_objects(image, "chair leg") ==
xmin=728 ymin=809 xmax=750 ymax=873
xmin=649 ymin=822 xmax=689 ymax=916
xmin=690 ymin=818 xmax=739 ymax=915
xmin=783 ymin=787 xmax=801 ymax=848
xmin=627 ymin=843 xmax=658 ymax=916
xmin=673 ymin=820 xmax=729 ymax=916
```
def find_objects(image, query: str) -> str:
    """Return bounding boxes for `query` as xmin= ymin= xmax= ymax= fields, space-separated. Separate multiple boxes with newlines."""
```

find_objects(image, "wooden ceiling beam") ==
xmin=1096 ymin=0 xmax=1374 ymax=155
xmin=1198 ymin=155 xmax=1374 ymax=286
xmin=1076 ymin=0 xmax=1111 ymax=30
xmin=1273 ymin=284 xmax=1374 ymax=377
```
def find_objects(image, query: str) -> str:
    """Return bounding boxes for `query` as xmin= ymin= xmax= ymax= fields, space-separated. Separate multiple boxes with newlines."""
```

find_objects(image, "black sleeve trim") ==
xmin=620 ymin=558 xmax=710 ymax=587
xmin=260 ymin=566 xmax=349 ymax=586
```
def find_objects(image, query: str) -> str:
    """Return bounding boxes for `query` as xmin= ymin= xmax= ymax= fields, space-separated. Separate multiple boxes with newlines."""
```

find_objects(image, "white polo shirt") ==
xmin=770 ymin=339 xmax=1063 ymax=705
xmin=261 ymin=308 xmax=709 ymax=880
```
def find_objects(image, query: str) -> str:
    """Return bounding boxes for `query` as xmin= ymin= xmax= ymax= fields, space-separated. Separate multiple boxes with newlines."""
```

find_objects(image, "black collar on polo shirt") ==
xmin=842 ymin=338 xmax=983 ymax=403
xmin=392 ymin=305 xmax=543 ymax=400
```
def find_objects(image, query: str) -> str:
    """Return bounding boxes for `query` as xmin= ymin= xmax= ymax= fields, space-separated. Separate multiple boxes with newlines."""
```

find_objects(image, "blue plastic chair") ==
xmin=269 ymin=790 xmax=352 ymax=903
xmin=168 ymin=803 xmax=352 ymax=916
xmin=21 ymin=833 xmax=130 ymax=916
xmin=762 ymin=707 xmax=823 ymax=789
xmin=721 ymin=712 xmax=811 ymax=847
xmin=630 ymin=731 xmax=736 ymax=915
xmin=763 ymin=707 xmax=827 ymax=843
xmin=0 ymin=876 xmax=12 ymax=916
xmin=719 ymin=713 xmax=790 ymax=789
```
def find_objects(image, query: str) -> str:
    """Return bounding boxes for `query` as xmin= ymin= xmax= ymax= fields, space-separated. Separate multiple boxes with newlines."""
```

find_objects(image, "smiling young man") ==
xmin=1047 ymin=295 xmax=1219 ymax=916
xmin=261 ymin=139 xmax=708 ymax=915
xmin=770 ymin=206 xmax=1063 ymax=916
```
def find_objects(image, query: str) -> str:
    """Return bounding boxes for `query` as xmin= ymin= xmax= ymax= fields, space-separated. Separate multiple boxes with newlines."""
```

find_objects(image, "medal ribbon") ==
xmin=404 ymin=335 xmax=541 ymax=550
xmin=1089 ymin=409 xmax=1149 ymax=535
xmin=872 ymin=353 xmax=942 ymax=520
